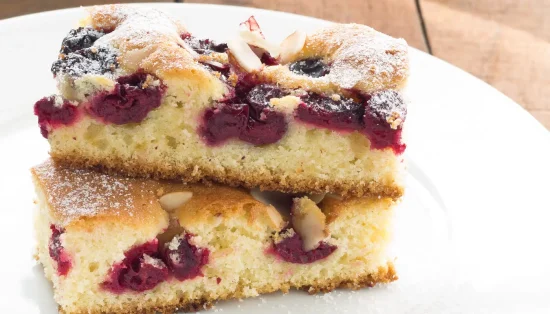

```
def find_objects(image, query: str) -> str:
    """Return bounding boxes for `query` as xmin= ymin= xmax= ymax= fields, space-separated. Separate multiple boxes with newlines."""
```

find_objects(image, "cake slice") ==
xmin=33 ymin=5 xmax=408 ymax=198
xmin=32 ymin=159 xmax=397 ymax=314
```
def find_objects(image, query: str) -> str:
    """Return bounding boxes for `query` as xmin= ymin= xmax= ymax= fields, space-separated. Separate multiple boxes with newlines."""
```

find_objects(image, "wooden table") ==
xmin=2 ymin=0 xmax=548 ymax=129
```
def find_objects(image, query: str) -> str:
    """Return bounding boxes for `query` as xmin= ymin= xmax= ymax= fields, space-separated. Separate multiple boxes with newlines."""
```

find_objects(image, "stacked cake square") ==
xmin=32 ymin=5 xmax=407 ymax=313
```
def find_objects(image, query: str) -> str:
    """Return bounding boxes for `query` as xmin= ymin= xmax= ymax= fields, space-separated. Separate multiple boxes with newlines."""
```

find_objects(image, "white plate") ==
xmin=1 ymin=3 xmax=549 ymax=314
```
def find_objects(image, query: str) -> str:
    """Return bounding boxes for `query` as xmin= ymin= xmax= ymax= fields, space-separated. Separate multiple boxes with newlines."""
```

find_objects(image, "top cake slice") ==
xmin=34 ymin=4 xmax=409 ymax=198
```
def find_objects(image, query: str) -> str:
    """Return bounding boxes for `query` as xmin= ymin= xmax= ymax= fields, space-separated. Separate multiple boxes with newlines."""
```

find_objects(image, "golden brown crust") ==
xmin=304 ymin=262 xmax=397 ymax=294
xmin=51 ymin=152 xmax=404 ymax=199
xmin=174 ymin=184 xmax=280 ymax=230
xmin=58 ymin=263 xmax=396 ymax=314
xmin=31 ymin=159 xmax=169 ymax=229
xmin=32 ymin=159 xmax=284 ymax=229
xmin=320 ymin=195 xmax=396 ymax=224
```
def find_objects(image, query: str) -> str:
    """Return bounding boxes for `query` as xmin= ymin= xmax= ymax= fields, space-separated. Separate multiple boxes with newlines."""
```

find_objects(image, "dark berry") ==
xmin=51 ymin=46 xmax=118 ymax=77
xmin=245 ymin=85 xmax=286 ymax=119
xmin=270 ymin=229 xmax=337 ymax=264
xmin=260 ymin=53 xmax=279 ymax=66
xmin=87 ymin=72 xmax=166 ymax=124
xmin=119 ymin=255 xmax=169 ymax=292
xmin=200 ymin=103 xmax=249 ymax=145
xmin=161 ymin=233 xmax=210 ymax=281
xmin=200 ymin=84 xmax=288 ymax=146
xmin=48 ymin=225 xmax=72 ymax=276
xmin=200 ymin=60 xmax=231 ymax=77
xmin=34 ymin=96 xmax=81 ymax=138
xmin=236 ymin=85 xmax=288 ymax=145
xmin=60 ymin=27 xmax=105 ymax=54
xmin=289 ymin=59 xmax=330 ymax=78
xmin=296 ymin=93 xmax=364 ymax=131
xmin=239 ymin=112 xmax=287 ymax=145
xmin=102 ymin=240 xmax=169 ymax=293
xmin=182 ymin=34 xmax=228 ymax=54
xmin=363 ymin=90 xmax=406 ymax=154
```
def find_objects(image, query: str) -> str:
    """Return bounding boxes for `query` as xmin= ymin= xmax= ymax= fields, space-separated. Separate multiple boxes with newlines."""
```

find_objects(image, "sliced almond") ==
xmin=279 ymin=30 xmax=307 ymax=64
xmin=238 ymin=16 xmax=280 ymax=58
xmin=239 ymin=16 xmax=263 ymax=36
xmin=159 ymin=191 xmax=193 ymax=211
xmin=265 ymin=205 xmax=285 ymax=230
xmin=291 ymin=197 xmax=328 ymax=251
xmin=239 ymin=29 xmax=281 ymax=58
xmin=227 ymin=37 xmax=263 ymax=72
xmin=306 ymin=193 xmax=326 ymax=204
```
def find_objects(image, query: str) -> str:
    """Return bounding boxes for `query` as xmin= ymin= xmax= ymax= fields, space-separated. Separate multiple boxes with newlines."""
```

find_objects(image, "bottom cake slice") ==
xmin=32 ymin=159 xmax=397 ymax=314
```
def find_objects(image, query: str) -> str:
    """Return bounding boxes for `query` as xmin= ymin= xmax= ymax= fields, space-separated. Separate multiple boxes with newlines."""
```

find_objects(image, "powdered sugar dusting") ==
xmin=52 ymin=45 xmax=119 ymax=78
xmin=94 ymin=7 xmax=184 ymax=49
xmin=367 ymin=90 xmax=406 ymax=129
xmin=33 ymin=160 xmax=160 ymax=226
xmin=89 ymin=5 xmax=187 ymax=58
xmin=83 ymin=5 xmax=211 ymax=75
xmin=324 ymin=25 xmax=408 ymax=90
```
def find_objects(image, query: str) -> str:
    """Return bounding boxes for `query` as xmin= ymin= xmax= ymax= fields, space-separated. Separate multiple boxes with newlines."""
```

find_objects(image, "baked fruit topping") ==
xmin=51 ymin=46 xmax=118 ymax=77
xmin=60 ymin=27 xmax=106 ymax=54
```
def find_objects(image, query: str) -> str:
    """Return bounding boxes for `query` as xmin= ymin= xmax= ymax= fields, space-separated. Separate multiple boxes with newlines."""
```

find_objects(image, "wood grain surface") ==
xmin=188 ymin=0 xmax=428 ymax=51
xmin=1 ymin=0 xmax=548 ymax=129
xmin=420 ymin=0 xmax=550 ymax=128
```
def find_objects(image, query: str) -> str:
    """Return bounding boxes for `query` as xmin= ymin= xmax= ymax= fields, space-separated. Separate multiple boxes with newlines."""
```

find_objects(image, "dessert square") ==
xmin=34 ymin=5 xmax=408 ymax=198
xmin=32 ymin=159 xmax=397 ymax=314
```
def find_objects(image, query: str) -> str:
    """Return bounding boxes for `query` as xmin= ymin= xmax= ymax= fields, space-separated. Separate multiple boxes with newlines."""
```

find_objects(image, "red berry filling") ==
xmin=269 ymin=228 xmax=337 ymax=264
xmin=102 ymin=240 xmax=169 ymax=293
xmin=102 ymin=233 xmax=210 ymax=293
xmin=87 ymin=72 xmax=166 ymax=124
xmin=199 ymin=59 xmax=405 ymax=152
xmin=200 ymin=103 xmax=249 ymax=145
xmin=200 ymin=84 xmax=288 ymax=146
xmin=296 ymin=93 xmax=364 ymax=131
xmin=161 ymin=233 xmax=210 ymax=281
xmin=34 ymin=96 xmax=81 ymax=138
xmin=260 ymin=52 xmax=279 ymax=66
xmin=296 ymin=91 xmax=406 ymax=154
xmin=363 ymin=90 xmax=406 ymax=154
xmin=49 ymin=225 xmax=72 ymax=276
